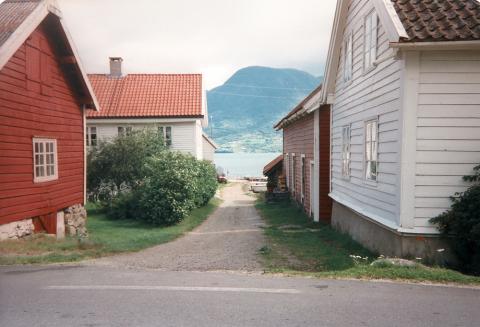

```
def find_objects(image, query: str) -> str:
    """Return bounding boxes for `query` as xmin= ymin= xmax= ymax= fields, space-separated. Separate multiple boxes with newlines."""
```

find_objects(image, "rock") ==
xmin=371 ymin=258 xmax=419 ymax=268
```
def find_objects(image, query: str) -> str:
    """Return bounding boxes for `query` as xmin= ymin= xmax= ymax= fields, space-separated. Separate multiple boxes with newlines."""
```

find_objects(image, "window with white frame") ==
xmin=364 ymin=11 xmax=378 ymax=70
xmin=86 ymin=126 xmax=97 ymax=146
xmin=341 ymin=125 xmax=351 ymax=178
xmin=365 ymin=119 xmax=378 ymax=181
xmin=118 ymin=126 xmax=132 ymax=137
xmin=158 ymin=126 xmax=172 ymax=146
xmin=33 ymin=138 xmax=58 ymax=183
xmin=343 ymin=33 xmax=353 ymax=82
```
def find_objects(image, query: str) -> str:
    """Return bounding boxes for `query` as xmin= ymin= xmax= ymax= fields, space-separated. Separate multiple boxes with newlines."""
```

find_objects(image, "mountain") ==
xmin=206 ymin=66 xmax=322 ymax=153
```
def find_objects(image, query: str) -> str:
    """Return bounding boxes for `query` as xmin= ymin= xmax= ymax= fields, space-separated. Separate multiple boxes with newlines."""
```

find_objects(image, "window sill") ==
xmin=363 ymin=178 xmax=378 ymax=187
xmin=34 ymin=176 xmax=58 ymax=184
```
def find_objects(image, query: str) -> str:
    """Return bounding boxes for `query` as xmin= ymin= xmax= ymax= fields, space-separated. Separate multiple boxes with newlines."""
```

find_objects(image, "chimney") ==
xmin=109 ymin=57 xmax=123 ymax=77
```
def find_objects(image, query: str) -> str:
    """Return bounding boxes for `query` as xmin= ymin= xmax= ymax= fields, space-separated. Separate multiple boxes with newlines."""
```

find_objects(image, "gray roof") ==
xmin=0 ymin=0 xmax=41 ymax=48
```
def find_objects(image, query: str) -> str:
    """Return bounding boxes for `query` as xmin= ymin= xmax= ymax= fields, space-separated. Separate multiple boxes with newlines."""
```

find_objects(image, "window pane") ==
xmin=91 ymin=127 xmax=97 ymax=133
xmin=35 ymin=166 xmax=40 ymax=177
xmin=38 ymin=166 xmax=45 ymax=177
xmin=166 ymin=127 xmax=172 ymax=146
xmin=118 ymin=127 xmax=124 ymax=135
xmin=46 ymin=153 xmax=51 ymax=164
xmin=372 ymin=141 xmax=378 ymax=161
xmin=371 ymin=121 xmax=377 ymax=141
xmin=39 ymin=142 xmax=44 ymax=153
xmin=35 ymin=154 xmax=40 ymax=165
xmin=50 ymin=153 xmax=55 ymax=165
xmin=35 ymin=142 xmax=39 ymax=153
xmin=39 ymin=154 xmax=44 ymax=165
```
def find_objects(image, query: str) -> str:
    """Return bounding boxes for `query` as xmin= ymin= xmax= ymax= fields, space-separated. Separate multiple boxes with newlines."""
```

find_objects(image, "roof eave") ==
xmin=391 ymin=40 xmax=480 ymax=50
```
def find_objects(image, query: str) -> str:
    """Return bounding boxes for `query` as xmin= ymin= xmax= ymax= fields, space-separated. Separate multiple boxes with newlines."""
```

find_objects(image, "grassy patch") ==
xmin=0 ymin=197 xmax=221 ymax=265
xmin=256 ymin=200 xmax=480 ymax=285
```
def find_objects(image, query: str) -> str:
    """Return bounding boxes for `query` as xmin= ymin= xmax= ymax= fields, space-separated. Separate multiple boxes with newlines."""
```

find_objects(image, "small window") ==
xmin=364 ymin=11 xmax=378 ymax=70
xmin=158 ymin=126 xmax=173 ymax=147
xmin=33 ymin=138 xmax=58 ymax=183
xmin=343 ymin=33 xmax=353 ymax=83
xmin=86 ymin=126 xmax=97 ymax=146
xmin=365 ymin=119 xmax=378 ymax=181
xmin=341 ymin=125 xmax=351 ymax=178
xmin=118 ymin=126 xmax=132 ymax=137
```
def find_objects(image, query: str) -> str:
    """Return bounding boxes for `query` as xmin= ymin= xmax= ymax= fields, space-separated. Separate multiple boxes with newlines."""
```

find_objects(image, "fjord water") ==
xmin=214 ymin=153 xmax=281 ymax=178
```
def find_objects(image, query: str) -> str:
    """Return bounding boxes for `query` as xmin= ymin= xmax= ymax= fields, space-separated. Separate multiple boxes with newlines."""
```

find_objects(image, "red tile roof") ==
xmin=86 ymin=74 xmax=203 ymax=118
xmin=0 ymin=0 xmax=41 ymax=48
xmin=392 ymin=0 xmax=480 ymax=42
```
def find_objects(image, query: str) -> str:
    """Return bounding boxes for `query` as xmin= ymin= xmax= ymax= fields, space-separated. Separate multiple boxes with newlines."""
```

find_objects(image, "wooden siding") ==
xmin=87 ymin=120 xmax=201 ymax=159
xmin=0 ymin=24 xmax=84 ymax=225
xmin=330 ymin=0 xmax=402 ymax=227
xmin=414 ymin=50 xmax=480 ymax=232
xmin=202 ymin=137 xmax=215 ymax=162
xmin=318 ymin=106 xmax=332 ymax=221
xmin=283 ymin=113 xmax=314 ymax=215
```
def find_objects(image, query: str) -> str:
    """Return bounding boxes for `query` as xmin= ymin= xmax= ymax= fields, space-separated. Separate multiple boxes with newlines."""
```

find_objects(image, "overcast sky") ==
xmin=57 ymin=0 xmax=337 ymax=89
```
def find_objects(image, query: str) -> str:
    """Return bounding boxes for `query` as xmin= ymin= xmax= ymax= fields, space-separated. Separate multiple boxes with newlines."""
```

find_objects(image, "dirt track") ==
xmin=91 ymin=182 xmax=266 ymax=271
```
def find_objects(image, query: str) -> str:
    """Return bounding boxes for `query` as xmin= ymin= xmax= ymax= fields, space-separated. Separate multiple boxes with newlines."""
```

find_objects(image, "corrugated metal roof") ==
xmin=0 ymin=0 xmax=41 ymax=48
xmin=86 ymin=74 xmax=203 ymax=118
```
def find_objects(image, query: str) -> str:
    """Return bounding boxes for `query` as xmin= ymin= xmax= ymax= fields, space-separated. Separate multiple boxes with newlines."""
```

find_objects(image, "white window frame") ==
xmin=300 ymin=154 xmax=306 ymax=204
xmin=343 ymin=33 xmax=353 ymax=83
xmin=341 ymin=125 xmax=351 ymax=178
xmin=86 ymin=126 xmax=97 ymax=147
xmin=158 ymin=126 xmax=173 ymax=146
xmin=33 ymin=138 xmax=58 ymax=183
xmin=364 ymin=11 xmax=378 ymax=71
xmin=364 ymin=118 xmax=379 ymax=182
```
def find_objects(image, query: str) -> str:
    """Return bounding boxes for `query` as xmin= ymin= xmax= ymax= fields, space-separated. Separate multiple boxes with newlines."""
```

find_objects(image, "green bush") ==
xmin=430 ymin=165 xmax=480 ymax=275
xmin=87 ymin=129 xmax=165 ymax=201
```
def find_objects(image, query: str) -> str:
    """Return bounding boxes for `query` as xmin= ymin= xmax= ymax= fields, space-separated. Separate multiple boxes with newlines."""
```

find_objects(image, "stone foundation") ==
xmin=0 ymin=219 xmax=35 ymax=241
xmin=64 ymin=204 xmax=88 ymax=238
xmin=331 ymin=201 xmax=454 ymax=265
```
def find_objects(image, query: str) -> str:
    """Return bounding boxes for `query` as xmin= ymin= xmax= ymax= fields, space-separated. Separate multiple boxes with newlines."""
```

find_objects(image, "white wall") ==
xmin=412 ymin=50 xmax=480 ymax=233
xmin=330 ymin=0 xmax=403 ymax=228
xmin=87 ymin=119 xmax=203 ymax=159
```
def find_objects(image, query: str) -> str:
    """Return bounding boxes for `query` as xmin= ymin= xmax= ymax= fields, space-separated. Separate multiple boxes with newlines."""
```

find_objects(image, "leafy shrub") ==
xmin=87 ymin=129 xmax=165 ymax=201
xmin=87 ymin=130 xmax=217 ymax=226
xmin=430 ymin=164 xmax=480 ymax=275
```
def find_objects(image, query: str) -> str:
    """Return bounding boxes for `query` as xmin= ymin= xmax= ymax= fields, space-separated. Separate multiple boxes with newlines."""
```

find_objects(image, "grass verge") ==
xmin=256 ymin=199 xmax=480 ymax=285
xmin=0 ymin=197 xmax=221 ymax=265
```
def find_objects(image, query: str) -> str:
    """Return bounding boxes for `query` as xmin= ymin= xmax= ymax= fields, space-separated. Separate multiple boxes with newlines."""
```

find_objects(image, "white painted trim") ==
xmin=313 ymin=110 xmax=320 ymax=222
xmin=391 ymin=40 xmax=480 ymax=50
xmin=87 ymin=118 xmax=199 ymax=124
xmin=309 ymin=160 xmax=315 ymax=217
xmin=0 ymin=0 xmax=49 ymax=71
xmin=33 ymin=137 xmax=58 ymax=183
xmin=0 ymin=0 xmax=99 ymax=111
xmin=398 ymin=51 xmax=420 ymax=230
xmin=372 ymin=0 xmax=408 ymax=42
xmin=58 ymin=18 xmax=100 ymax=111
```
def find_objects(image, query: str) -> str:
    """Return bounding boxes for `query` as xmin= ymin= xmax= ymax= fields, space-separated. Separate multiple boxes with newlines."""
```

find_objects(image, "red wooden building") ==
xmin=275 ymin=85 xmax=331 ymax=222
xmin=0 ymin=0 xmax=98 ymax=239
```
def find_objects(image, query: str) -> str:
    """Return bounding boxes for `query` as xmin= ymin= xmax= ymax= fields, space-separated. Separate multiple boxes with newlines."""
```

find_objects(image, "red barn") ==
xmin=275 ymin=85 xmax=331 ymax=222
xmin=0 ymin=0 xmax=98 ymax=240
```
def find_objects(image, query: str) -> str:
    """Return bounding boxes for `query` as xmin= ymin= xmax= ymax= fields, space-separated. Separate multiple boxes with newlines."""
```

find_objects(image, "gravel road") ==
xmin=91 ymin=182 xmax=266 ymax=271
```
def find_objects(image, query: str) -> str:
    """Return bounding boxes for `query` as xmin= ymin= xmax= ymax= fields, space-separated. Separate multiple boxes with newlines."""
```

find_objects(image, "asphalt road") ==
xmin=1 ymin=265 xmax=479 ymax=327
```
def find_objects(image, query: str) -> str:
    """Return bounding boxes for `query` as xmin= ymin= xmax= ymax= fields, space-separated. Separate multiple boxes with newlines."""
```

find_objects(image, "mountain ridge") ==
xmin=206 ymin=66 xmax=322 ymax=153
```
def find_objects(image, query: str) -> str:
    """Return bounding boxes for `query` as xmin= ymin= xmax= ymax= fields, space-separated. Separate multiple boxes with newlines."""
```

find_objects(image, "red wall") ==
xmin=0 ymin=23 xmax=85 ymax=225
xmin=318 ymin=106 xmax=332 ymax=221
xmin=283 ymin=113 xmax=314 ymax=215
xmin=282 ymin=106 xmax=332 ymax=222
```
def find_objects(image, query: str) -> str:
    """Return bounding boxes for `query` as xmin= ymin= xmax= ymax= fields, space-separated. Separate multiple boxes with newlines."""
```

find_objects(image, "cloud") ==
xmin=58 ymin=0 xmax=336 ymax=88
